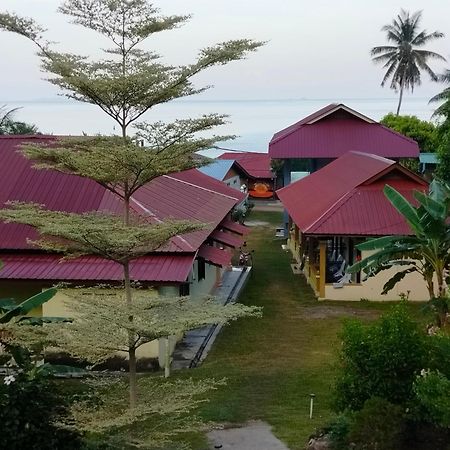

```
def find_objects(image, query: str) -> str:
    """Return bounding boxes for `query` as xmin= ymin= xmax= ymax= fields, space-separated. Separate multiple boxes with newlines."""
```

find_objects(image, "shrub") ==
xmin=334 ymin=305 xmax=427 ymax=411
xmin=324 ymin=414 xmax=352 ymax=450
xmin=0 ymin=373 xmax=82 ymax=450
xmin=348 ymin=397 xmax=406 ymax=450
xmin=413 ymin=370 xmax=450 ymax=428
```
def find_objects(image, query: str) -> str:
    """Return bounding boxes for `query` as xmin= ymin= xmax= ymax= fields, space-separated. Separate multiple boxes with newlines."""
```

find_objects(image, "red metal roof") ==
xmin=0 ymin=253 xmax=194 ymax=282
xmin=197 ymin=245 xmax=231 ymax=267
xmin=0 ymin=137 xmax=242 ymax=254
xmin=218 ymin=152 xmax=275 ymax=179
xmin=0 ymin=136 xmax=244 ymax=283
xmin=209 ymin=230 xmax=243 ymax=248
xmin=277 ymin=152 xmax=428 ymax=236
xmin=219 ymin=218 xmax=250 ymax=235
xmin=269 ymin=103 xmax=419 ymax=159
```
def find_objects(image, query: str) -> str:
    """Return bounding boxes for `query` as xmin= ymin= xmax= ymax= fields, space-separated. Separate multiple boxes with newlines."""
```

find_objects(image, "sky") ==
xmin=0 ymin=0 xmax=449 ymax=145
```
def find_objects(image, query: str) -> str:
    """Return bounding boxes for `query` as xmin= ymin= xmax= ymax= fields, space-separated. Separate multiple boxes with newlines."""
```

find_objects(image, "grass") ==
xmin=174 ymin=209 xmax=417 ymax=449
xmin=74 ymin=209 xmax=431 ymax=449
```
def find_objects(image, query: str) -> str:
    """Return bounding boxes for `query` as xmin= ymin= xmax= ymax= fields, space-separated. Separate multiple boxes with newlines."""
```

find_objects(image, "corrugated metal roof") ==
xmin=209 ymin=230 xmax=243 ymax=248
xmin=219 ymin=218 xmax=250 ymax=235
xmin=0 ymin=253 xmax=194 ymax=282
xmin=269 ymin=104 xmax=419 ymax=159
xmin=198 ymin=160 xmax=235 ymax=181
xmin=0 ymin=136 xmax=244 ymax=283
xmin=0 ymin=137 xmax=243 ymax=254
xmin=197 ymin=245 xmax=231 ymax=267
xmin=218 ymin=152 xmax=275 ymax=179
xmin=277 ymin=151 xmax=428 ymax=236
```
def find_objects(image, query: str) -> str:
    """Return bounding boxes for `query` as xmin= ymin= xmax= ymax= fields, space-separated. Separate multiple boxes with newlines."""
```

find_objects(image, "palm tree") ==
xmin=430 ymin=69 xmax=450 ymax=118
xmin=371 ymin=9 xmax=445 ymax=115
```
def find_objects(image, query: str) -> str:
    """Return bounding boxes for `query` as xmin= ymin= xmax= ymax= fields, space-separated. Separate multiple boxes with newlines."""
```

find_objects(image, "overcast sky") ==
xmin=1 ymin=0 xmax=449 ymax=102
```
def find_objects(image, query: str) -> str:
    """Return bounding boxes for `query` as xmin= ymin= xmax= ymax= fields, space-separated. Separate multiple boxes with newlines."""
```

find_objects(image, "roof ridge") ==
xmin=378 ymin=123 xmax=419 ymax=145
xmin=307 ymin=190 xmax=356 ymax=233
xmin=163 ymin=174 xmax=241 ymax=201
xmin=130 ymin=196 xmax=196 ymax=252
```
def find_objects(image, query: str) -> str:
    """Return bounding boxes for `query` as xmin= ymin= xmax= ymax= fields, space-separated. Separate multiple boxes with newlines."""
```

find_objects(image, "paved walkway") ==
xmin=172 ymin=267 xmax=251 ymax=370
xmin=208 ymin=421 xmax=290 ymax=450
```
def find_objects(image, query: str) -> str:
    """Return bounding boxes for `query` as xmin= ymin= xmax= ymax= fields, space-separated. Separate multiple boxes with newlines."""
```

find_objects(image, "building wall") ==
xmin=188 ymin=260 xmax=222 ymax=299
xmin=322 ymin=249 xmax=430 ymax=302
xmin=224 ymin=167 xmax=242 ymax=190
xmin=39 ymin=259 xmax=222 ymax=364
xmin=285 ymin=237 xmax=430 ymax=302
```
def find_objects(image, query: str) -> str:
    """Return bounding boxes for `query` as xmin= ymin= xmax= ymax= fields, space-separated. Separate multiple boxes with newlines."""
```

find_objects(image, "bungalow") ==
xmin=277 ymin=151 xmax=429 ymax=301
xmin=217 ymin=151 xmax=276 ymax=198
xmin=0 ymin=135 xmax=249 ymax=363
xmin=269 ymin=103 xmax=420 ymax=188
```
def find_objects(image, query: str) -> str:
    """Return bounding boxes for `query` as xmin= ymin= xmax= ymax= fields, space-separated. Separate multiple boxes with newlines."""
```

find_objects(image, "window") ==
xmin=197 ymin=257 xmax=206 ymax=281
xmin=179 ymin=283 xmax=190 ymax=296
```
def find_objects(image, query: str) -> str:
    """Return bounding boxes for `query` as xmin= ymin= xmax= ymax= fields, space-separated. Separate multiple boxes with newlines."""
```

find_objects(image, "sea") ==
xmin=2 ymin=97 xmax=438 ymax=157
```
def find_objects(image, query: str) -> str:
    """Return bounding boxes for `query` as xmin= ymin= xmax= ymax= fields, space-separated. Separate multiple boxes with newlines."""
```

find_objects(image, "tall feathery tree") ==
xmin=371 ymin=9 xmax=445 ymax=115
xmin=0 ymin=0 xmax=263 ymax=410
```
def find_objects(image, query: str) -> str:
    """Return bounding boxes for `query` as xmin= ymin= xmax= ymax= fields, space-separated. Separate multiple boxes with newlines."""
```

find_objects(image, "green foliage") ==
xmin=335 ymin=305 xmax=427 ymax=412
xmin=0 ymin=288 xmax=57 ymax=323
xmin=73 ymin=376 xmax=224 ymax=449
xmin=324 ymin=414 xmax=352 ymax=450
xmin=349 ymin=180 xmax=450 ymax=315
xmin=371 ymin=9 xmax=444 ymax=114
xmin=0 ymin=106 xmax=38 ymax=135
xmin=413 ymin=370 xmax=450 ymax=427
xmin=48 ymin=287 xmax=261 ymax=363
xmin=381 ymin=113 xmax=439 ymax=152
xmin=348 ymin=397 xmax=406 ymax=450
xmin=0 ymin=202 xmax=203 ymax=263
xmin=0 ymin=373 xmax=82 ymax=450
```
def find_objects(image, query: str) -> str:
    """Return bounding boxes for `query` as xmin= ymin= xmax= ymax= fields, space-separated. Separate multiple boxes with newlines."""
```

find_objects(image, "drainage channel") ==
xmin=189 ymin=267 xmax=249 ymax=369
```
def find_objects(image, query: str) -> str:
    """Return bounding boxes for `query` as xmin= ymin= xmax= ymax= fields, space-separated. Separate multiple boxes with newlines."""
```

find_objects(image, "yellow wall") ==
xmin=322 ymin=249 xmax=430 ymax=302
xmin=286 ymin=238 xmax=430 ymax=302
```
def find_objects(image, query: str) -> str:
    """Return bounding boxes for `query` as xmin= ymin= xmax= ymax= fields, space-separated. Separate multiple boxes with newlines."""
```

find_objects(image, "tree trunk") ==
xmin=129 ymin=347 xmax=137 ymax=408
xmin=396 ymin=83 xmax=404 ymax=116
xmin=164 ymin=337 xmax=171 ymax=378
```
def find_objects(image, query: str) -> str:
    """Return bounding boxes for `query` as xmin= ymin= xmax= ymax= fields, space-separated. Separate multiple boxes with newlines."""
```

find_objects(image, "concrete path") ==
xmin=208 ymin=421 xmax=290 ymax=450
xmin=172 ymin=267 xmax=251 ymax=370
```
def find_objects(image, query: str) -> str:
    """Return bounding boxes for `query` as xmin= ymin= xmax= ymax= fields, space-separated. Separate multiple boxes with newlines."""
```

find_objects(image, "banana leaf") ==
xmin=0 ymin=298 xmax=18 ymax=313
xmin=0 ymin=288 xmax=57 ymax=323
xmin=384 ymin=185 xmax=423 ymax=234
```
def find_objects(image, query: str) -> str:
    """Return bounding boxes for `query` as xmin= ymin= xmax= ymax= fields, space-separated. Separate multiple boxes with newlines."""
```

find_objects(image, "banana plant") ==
xmin=0 ymin=286 xmax=82 ymax=376
xmin=349 ymin=179 xmax=450 ymax=325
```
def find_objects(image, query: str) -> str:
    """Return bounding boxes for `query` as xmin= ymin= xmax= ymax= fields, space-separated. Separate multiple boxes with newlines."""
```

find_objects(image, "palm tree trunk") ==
xmin=396 ymin=81 xmax=403 ymax=116
xmin=396 ymin=82 xmax=404 ymax=116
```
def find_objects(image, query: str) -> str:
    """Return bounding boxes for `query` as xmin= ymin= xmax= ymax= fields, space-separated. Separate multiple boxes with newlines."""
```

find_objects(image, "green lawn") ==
xmin=175 ymin=209 xmax=418 ymax=449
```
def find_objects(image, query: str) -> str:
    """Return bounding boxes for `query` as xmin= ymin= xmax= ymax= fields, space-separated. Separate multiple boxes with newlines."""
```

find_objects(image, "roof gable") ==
xmin=218 ymin=151 xmax=274 ymax=179
xmin=277 ymin=151 xmax=427 ymax=236
xmin=269 ymin=103 xmax=419 ymax=159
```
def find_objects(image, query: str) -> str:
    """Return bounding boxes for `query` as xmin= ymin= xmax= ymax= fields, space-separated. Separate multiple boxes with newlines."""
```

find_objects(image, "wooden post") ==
xmin=319 ymin=241 xmax=326 ymax=298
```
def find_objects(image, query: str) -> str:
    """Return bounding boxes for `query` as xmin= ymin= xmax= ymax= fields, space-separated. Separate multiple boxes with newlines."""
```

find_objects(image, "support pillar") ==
xmin=319 ymin=241 xmax=326 ymax=298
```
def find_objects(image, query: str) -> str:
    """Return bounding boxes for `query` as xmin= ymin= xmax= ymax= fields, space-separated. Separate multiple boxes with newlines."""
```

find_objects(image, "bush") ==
xmin=0 ymin=373 xmax=82 ymax=450
xmin=335 ymin=305 xmax=427 ymax=411
xmin=324 ymin=414 xmax=352 ymax=450
xmin=413 ymin=370 xmax=450 ymax=428
xmin=348 ymin=397 xmax=406 ymax=450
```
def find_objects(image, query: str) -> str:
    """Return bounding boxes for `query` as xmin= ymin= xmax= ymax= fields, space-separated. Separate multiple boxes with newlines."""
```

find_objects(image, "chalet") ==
xmin=277 ymin=151 xmax=429 ymax=301
xmin=269 ymin=103 xmax=420 ymax=188
xmin=217 ymin=151 xmax=276 ymax=198
xmin=0 ymin=135 xmax=248 ymax=363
